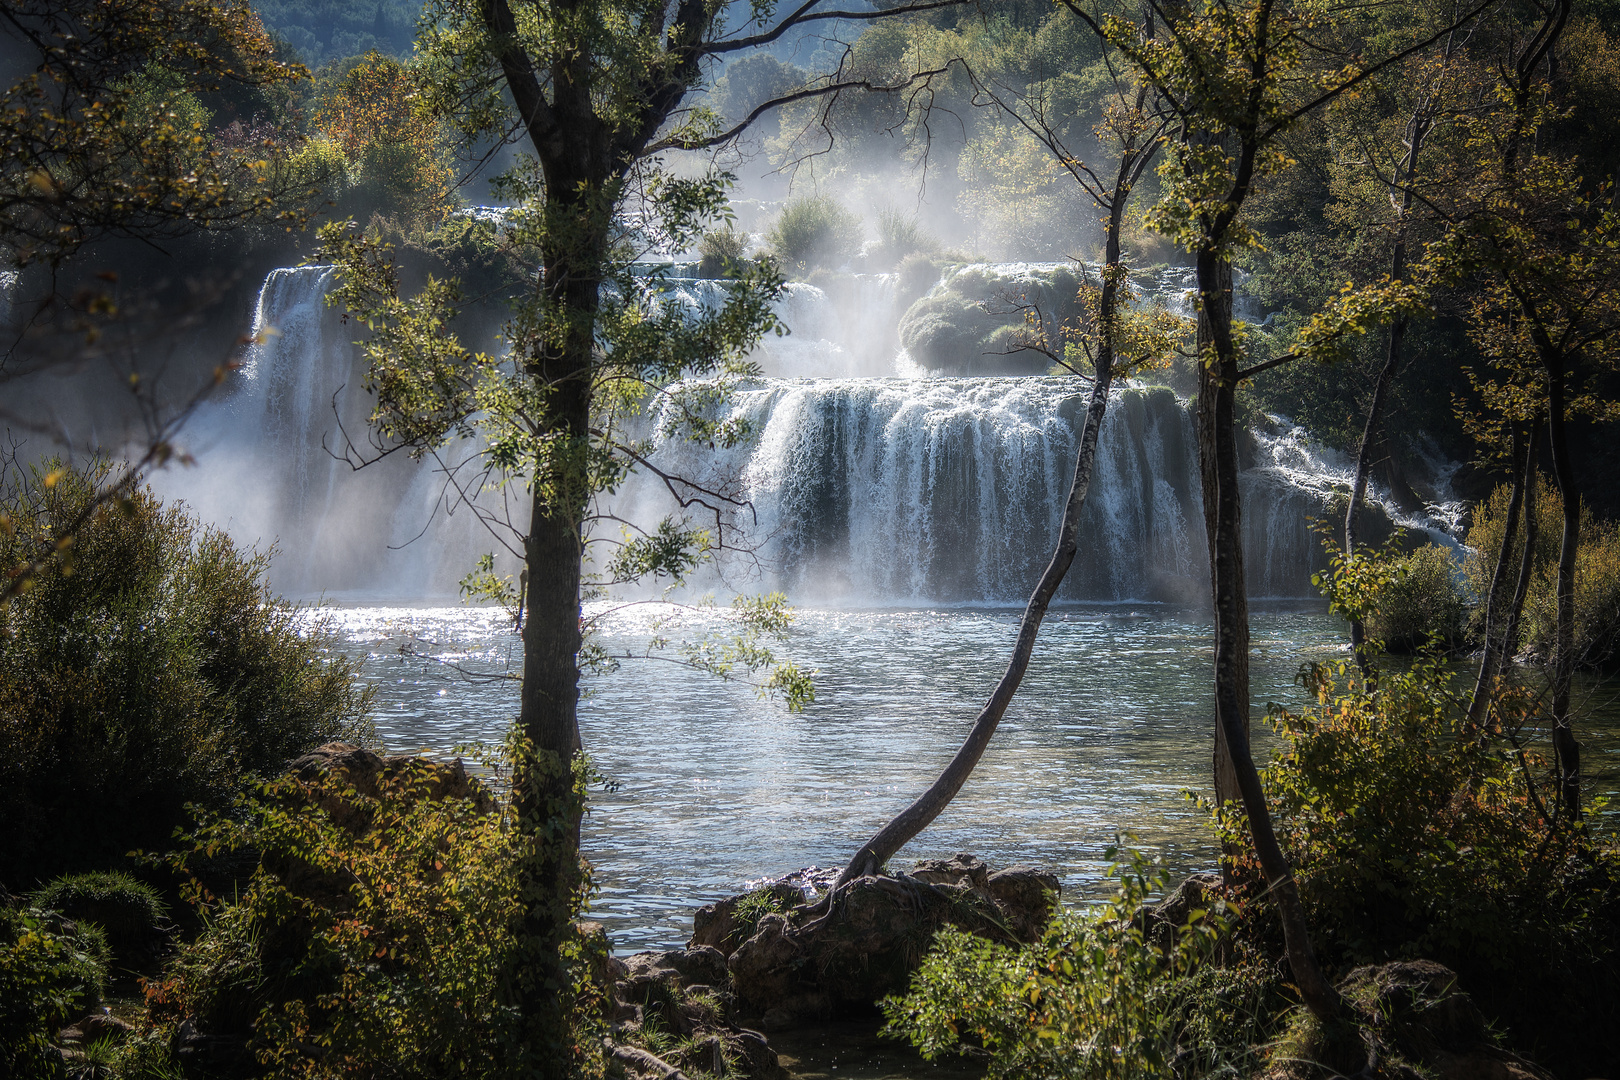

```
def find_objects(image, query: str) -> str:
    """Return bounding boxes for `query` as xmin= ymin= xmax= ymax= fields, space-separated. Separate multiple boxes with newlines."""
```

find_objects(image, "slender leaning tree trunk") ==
xmin=835 ymin=191 xmax=1137 ymax=887
xmin=1346 ymin=45 xmax=1449 ymax=671
xmin=1499 ymin=430 xmax=1539 ymax=664
xmin=1466 ymin=426 xmax=1530 ymax=729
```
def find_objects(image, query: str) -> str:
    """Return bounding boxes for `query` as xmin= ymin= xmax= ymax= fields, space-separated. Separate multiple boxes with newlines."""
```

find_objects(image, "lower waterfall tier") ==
xmin=615 ymin=378 xmax=1423 ymax=605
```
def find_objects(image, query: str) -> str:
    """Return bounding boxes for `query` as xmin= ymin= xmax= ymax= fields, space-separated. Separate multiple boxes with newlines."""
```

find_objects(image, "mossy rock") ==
xmin=897 ymin=264 xmax=1085 ymax=375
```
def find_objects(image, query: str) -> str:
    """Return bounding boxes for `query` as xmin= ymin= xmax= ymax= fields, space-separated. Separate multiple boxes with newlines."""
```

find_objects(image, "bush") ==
xmin=138 ymin=751 xmax=604 ymax=1079
xmin=1464 ymin=477 xmax=1620 ymax=670
xmin=29 ymin=872 xmax=167 ymax=968
xmin=1 ymin=904 xmax=110 ymax=1079
xmin=1239 ymin=653 xmax=1620 ymax=1077
xmin=0 ymin=463 xmax=374 ymax=887
xmin=697 ymin=224 xmax=750 ymax=278
xmin=1368 ymin=543 xmax=1470 ymax=653
xmin=766 ymin=195 xmax=863 ymax=275
xmin=884 ymin=853 xmax=1274 ymax=1080
xmin=867 ymin=207 xmax=938 ymax=271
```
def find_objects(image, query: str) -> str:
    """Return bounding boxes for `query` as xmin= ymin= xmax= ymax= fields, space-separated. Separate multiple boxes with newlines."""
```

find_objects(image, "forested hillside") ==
xmin=255 ymin=0 xmax=420 ymax=65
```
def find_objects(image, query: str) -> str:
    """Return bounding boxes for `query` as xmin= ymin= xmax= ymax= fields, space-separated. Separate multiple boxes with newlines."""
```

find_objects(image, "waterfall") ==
xmin=154 ymin=265 xmax=498 ymax=598
xmin=653 ymin=274 xmax=902 ymax=378
xmin=615 ymin=379 xmax=1382 ymax=605
xmin=161 ymin=260 xmax=1453 ymax=602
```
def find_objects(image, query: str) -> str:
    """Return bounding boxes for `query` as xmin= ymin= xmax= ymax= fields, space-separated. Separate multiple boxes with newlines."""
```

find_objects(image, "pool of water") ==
xmin=316 ymin=601 xmax=1620 ymax=956
xmin=320 ymin=602 xmax=1362 ymax=953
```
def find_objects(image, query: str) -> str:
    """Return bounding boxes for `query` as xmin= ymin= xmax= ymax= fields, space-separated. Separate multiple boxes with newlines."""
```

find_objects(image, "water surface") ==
xmin=325 ymin=603 xmax=1354 ymax=952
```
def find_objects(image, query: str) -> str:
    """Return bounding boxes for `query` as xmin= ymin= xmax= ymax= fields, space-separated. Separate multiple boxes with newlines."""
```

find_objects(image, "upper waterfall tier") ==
xmin=153 ymin=264 xmax=495 ymax=599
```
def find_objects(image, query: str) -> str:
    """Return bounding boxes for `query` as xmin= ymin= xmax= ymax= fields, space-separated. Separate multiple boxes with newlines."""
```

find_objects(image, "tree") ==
xmin=309 ymin=51 xmax=458 ymax=224
xmin=0 ymin=0 xmax=310 ymax=270
xmin=1077 ymin=0 xmax=1495 ymax=1022
xmin=834 ymin=2 xmax=1176 ymax=886
xmin=1434 ymin=0 xmax=1620 ymax=818
xmin=1337 ymin=24 xmax=1475 ymax=674
xmin=316 ymin=0 xmax=975 ymax=1070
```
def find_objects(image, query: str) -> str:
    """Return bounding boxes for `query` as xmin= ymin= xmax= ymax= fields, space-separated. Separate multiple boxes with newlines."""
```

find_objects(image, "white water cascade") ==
xmin=654 ymin=274 xmax=902 ymax=378
xmin=613 ymin=378 xmax=1449 ymax=605
xmin=165 ymin=260 xmax=1455 ymax=602
xmin=155 ymin=265 xmax=501 ymax=598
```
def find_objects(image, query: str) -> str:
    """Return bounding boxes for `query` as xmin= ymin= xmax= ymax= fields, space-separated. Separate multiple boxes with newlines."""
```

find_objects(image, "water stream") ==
xmin=325 ymin=600 xmax=1620 ymax=959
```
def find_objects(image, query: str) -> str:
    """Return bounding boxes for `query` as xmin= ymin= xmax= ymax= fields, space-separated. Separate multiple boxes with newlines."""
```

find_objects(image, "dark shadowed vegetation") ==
xmin=0 ymin=463 xmax=372 ymax=889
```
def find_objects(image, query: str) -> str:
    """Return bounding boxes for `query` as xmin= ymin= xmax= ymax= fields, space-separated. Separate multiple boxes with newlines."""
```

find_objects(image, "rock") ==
xmin=729 ymin=1027 xmax=791 ymax=1080
xmin=1264 ymin=960 xmax=1555 ymax=1080
xmin=690 ymin=881 xmax=804 ymax=957
xmin=607 ymin=946 xmax=790 ymax=1080
xmin=726 ymin=913 xmax=804 ymax=1016
xmin=619 ymin=947 xmax=731 ymax=1006
xmin=711 ymin=856 xmax=1062 ymax=1028
xmin=1141 ymin=872 xmax=1224 ymax=950
xmin=60 ymin=1009 xmax=134 ymax=1044
xmin=911 ymin=853 xmax=989 ymax=889
xmin=268 ymin=744 xmax=498 ymax=905
xmin=985 ymin=865 xmax=1062 ymax=942
xmin=1340 ymin=960 xmax=1489 ymax=1052
xmin=286 ymin=742 xmax=496 ymax=831
xmin=729 ymin=872 xmax=1009 ymax=1025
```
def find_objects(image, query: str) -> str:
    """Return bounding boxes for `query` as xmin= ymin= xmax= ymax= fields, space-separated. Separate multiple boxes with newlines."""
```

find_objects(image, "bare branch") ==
xmin=701 ymin=0 xmax=978 ymax=57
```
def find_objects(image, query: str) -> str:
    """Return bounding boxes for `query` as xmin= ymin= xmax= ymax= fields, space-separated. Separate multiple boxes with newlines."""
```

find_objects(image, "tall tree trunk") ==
xmin=1194 ymin=247 xmax=1340 ymax=1022
xmin=1345 ymin=345 xmax=1400 ymax=673
xmin=835 ymin=191 xmax=1137 ymax=887
xmin=1546 ymin=372 xmax=1581 ymax=819
xmin=1466 ymin=426 xmax=1530 ymax=729
xmin=1500 ymin=430 xmax=1539 ymax=665
xmin=1196 ymin=258 xmax=1245 ymax=810
xmin=1346 ymin=91 xmax=1437 ymax=672
xmin=509 ymin=177 xmax=606 ymax=1077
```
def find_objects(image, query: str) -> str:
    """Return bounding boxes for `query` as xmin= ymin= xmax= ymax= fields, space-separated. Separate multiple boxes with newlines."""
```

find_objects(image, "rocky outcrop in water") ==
xmin=682 ymin=854 xmax=1060 ymax=1031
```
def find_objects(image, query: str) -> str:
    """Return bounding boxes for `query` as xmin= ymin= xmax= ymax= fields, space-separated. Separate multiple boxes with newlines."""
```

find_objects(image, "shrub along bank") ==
xmin=885 ymin=574 xmax=1620 ymax=1080
xmin=0 ymin=462 xmax=373 ymax=889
